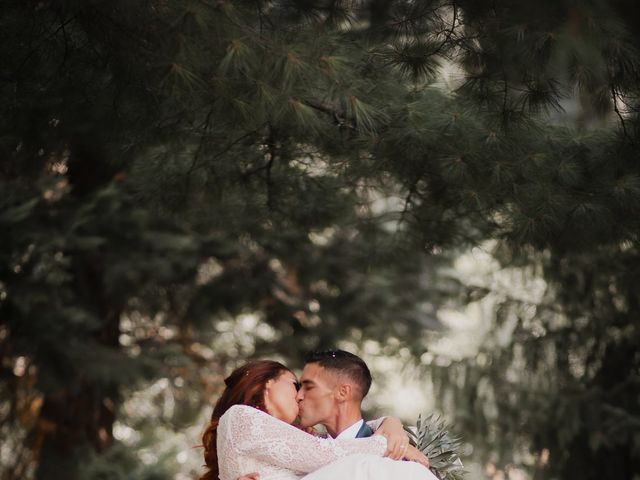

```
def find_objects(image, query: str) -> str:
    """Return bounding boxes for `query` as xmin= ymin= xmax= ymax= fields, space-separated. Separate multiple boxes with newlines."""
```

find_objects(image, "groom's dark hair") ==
xmin=304 ymin=349 xmax=372 ymax=400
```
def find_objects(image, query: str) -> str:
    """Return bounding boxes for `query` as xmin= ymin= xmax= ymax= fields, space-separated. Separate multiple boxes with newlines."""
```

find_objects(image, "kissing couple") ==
xmin=201 ymin=349 xmax=439 ymax=480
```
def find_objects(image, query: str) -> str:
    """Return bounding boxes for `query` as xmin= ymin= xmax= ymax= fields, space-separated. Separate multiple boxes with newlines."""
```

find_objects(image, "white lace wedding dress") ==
xmin=217 ymin=405 xmax=439 ymax=480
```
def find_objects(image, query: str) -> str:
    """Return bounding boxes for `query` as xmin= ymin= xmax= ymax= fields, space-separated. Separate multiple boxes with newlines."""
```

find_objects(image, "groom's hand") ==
xmin=237 ymin=474 xmax=260 ymax=480
xmin=374 ymin=417 xmax=411 ymax=460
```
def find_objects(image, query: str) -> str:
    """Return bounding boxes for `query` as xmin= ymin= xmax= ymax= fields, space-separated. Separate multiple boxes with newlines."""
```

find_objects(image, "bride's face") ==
xmin=264 ymin=371 xmax=301 ymax=424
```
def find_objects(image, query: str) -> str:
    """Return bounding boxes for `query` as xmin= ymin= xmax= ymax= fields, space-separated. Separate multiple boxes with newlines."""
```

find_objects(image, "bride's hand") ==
xmin=237 ymin=474 xmax=260 ymax=480
xmin=403 ymin=445 xmax=430 ymax=468
xmin=374 ymin=417 xmax=411 ymax=460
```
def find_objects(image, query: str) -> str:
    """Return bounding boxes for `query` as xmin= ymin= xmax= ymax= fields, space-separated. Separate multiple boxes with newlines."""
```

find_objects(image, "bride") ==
xmin=201 ymin=360 xmax=439 ymax=480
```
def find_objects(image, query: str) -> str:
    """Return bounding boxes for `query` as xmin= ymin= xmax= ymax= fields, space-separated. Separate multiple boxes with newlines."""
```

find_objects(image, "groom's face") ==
xmin=296 ymin=362 xmax=338 ymax=428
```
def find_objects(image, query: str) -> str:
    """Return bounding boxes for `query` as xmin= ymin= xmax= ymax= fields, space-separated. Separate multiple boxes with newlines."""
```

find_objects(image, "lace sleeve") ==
xmin=225 ymin=405 xmax=387 ymax=474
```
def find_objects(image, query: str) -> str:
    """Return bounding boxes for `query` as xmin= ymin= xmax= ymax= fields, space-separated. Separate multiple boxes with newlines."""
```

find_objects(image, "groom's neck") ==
xmin=326 ymin=403 xmax=363 ymax=438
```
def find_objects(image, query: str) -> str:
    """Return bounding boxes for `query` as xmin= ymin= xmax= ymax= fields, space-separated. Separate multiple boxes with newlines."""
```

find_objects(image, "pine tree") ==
xmin=2 ymin=1 xmax=640 ymax=479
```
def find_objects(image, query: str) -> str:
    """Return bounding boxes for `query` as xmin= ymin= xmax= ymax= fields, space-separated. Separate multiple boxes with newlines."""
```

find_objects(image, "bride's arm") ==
xmin=226 ymin=405 xmax=387 ymax=474
xmin=367 ymin=417 xmax=421 ymax=461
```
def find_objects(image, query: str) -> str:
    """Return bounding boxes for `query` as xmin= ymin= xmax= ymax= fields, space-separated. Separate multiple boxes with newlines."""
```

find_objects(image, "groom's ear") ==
xmin=335 ymin=383 xmax=352 ymax=401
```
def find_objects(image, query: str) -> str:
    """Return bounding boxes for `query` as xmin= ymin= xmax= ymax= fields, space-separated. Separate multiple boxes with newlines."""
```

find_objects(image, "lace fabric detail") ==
xmin=217 ymin=405 xmax=387 ymax=480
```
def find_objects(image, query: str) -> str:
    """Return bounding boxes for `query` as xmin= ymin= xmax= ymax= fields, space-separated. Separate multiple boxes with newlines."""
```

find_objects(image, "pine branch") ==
xmin=429 ymin=3 xmax=459 ymax=59
xmin=611 ymin=83 xmax=632 ymax=144
xmin=399 ymin=177 xmax=421 ymax=226
xmin=303 ymin=99 xmax=356 ymax=130
xmin=15 ymin=15 xmax=77 ymax=76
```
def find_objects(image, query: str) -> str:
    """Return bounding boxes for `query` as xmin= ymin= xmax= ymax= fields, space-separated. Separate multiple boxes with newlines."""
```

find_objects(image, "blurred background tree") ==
xmin=1 ymin=1 xmax=639 ymax=479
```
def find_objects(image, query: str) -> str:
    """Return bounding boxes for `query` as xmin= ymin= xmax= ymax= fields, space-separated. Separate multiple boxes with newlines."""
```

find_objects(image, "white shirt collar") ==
xmin=334 ymin=419 xmax=365 ymax=439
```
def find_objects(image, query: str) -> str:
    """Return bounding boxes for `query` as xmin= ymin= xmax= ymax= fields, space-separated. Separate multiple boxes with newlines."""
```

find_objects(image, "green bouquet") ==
xmin=405 ymin=414 xmax=466 ymax=480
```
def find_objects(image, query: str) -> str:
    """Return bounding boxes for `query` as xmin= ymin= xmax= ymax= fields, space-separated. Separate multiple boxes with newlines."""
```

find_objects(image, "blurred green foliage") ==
xmin=1 ymin=1 xmax=639 ymax=479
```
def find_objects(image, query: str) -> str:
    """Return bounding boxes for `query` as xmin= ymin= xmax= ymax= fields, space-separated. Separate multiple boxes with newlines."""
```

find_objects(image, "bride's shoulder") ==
xmin=227 ymin=404 xmax=254 ymax=414
xmin=222 ymin=404 xmax=254 ymax=417
xmin=220 ymin=404 xmax=264 ymax=424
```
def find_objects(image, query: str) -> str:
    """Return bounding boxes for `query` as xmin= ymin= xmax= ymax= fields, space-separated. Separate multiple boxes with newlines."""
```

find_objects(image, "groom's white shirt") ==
xmin=333 ymin=419 xmax=364 ymax=439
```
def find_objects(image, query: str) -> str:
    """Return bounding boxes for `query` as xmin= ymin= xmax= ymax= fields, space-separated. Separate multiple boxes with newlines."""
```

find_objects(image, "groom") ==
xmin=238 ymin=349 xmax=428 ymax=480
xmin=296 ymin=349 xmax=382 ymax=439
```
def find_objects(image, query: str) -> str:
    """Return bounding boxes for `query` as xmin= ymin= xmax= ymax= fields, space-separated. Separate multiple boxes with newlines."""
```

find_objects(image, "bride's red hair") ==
xmin=200 ymin=360 xmax=292 ymax=480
